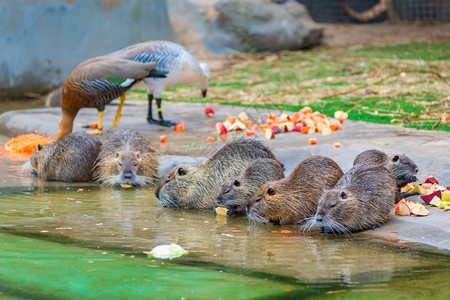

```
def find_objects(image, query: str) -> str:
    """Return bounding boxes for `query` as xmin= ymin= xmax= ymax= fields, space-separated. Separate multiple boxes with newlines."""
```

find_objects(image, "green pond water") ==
xmin=0 ymin=142 xmax=449 ymax=299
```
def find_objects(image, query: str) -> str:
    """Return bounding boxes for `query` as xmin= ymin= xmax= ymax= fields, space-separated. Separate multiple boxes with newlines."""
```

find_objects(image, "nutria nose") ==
xmin=215 ymin=197 xmax=223 ymax=205
xmin=315 ymin=214 xmax=324 ymax=222
xmin=123 ymin=172 xmax=133 ymax=180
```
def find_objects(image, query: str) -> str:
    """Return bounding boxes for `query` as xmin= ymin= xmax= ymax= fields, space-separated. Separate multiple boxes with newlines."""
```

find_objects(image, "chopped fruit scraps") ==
xmin=395 ymin=199 xmax=429 ymax=216
xmin=308 ymin=138 xmax=317 ymax=145
xmin=159 ymin=135 xmax=167 ymax=142
xmin=401 ymin=175 xmax=450 ymax=210
xmin=216 ymin=107 xmax=347 ymax=140
xmin=214 ymin=207 xmax=229 ymax=216
xmin=333 ymin=143 xmax=341 ymax=148
xmin=204 ymin=105 xmax=215 ymax=117
xmin=207 ymin=136 xmax=214 ymax=143
xmin=5 ymin=134 xmax=53 ymax=156
xmin=174 ymin=121 xmax=184 ymax=132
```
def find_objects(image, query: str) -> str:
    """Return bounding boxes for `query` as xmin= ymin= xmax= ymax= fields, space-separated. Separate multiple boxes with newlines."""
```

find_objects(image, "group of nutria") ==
xmin=30 ymin=130 xmax=159 ymax=188
xmin=156 ymin=138 xmax=418 ymax=234
xmin=30 ymin=135 xmax=419 ymax=234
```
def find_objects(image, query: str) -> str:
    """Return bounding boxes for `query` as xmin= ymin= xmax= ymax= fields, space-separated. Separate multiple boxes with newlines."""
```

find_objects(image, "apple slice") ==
xmin=429 ymin=195 xmax=442 ymax=207
xmin=438 ymin=201 xmax=449 ymax=209
xmin=421 ymin=190 xmax=441 ymax=204
xmin=215 ymin=122 xmax=228 ymax=134
xmin=424 ymin=175 xmax=439 ymax=185
xmin=159 ymin=135 xmax=167 ymax=142
xmin=293 ymin=123 xmax=303 ymax=132
xmin=441 ymin=190 xmax=450 ymax=202
xmin=395 ymin=199 xmax=411 ymax=216
xmin=238 ymin=111 xmax=249 ymax=121
xmin=204 ymin=105 xmax=215 ymax=117
xmin=411 ymin=203 xmax=429 ymax=216
xmin=285 ymin=122 xmax=295 ymax=132
xmin=214 ymin=207 xmax=229 ymax=216
xmin=400 ymin=182 xmax=415 ymax=193
xmin=264 ymin=128 xmax=275 ymax=140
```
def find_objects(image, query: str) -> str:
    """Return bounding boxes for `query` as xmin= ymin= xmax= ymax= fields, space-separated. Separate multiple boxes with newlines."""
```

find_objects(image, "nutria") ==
xmin=45 ymin=86 xmax=62 ymax=107
xmin=30 ymin=132 xmax=102 ymax=182
xmin=93 ymin=130 xmax=159 ymax=187
xmin=305 ymin=163 xmax=396 ymax=234
xmin=353 ymin=149 xmax=419 ymax=189
xmin=155 ymin=139 xmax=280 ymax=208
xmin=246 ymin=156 xmax=343 ymax=225
xmin=215 ymin=158 xmax=285 ymax=215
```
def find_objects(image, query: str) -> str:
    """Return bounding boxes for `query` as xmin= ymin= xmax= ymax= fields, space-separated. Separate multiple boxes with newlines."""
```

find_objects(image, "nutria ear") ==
xmin=177 ymin=167 xmax=186 ymax=176
xmin=115 ymin=152 xmax=120 ymax=158
xmin=135 ymin=152 xmax=141 ymax=159
xmin=233 ymin=180 xmax=241 ymax=187
xmin=340 ymin=191 xmax=348 ymax=199
xmin=38 ymin=144 xmax=42 ymax=151
xmin=392 ymin=155 xmax=399 ymax=162
xmin=267 ymin=188 xmax=275 ymax=196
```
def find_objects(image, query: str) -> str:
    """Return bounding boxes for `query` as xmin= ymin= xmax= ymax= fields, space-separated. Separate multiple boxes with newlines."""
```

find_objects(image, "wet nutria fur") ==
xmin=353 ymin=149 xmax=419 ymax=189
xmin=305 ymin=164 xmax=396 ymax=234
xmin=93 ymin=130 xmax=159 ymax=187
xmin=155 ymin=139 xmax=280 ymax=208
xmin=215 ymin=158 xmax=285 ymax=215
xmin=30 ymin=132 xmax=102 ymax=182
xmin=247 ymin=156 xmax=343 ymax=225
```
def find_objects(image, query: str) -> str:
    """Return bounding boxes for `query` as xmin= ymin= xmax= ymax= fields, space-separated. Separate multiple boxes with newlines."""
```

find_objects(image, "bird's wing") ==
xmin=75 ymin=56 xmax=158 ymax=81
xmin=110 ymin=42 xmax=183 ymax=72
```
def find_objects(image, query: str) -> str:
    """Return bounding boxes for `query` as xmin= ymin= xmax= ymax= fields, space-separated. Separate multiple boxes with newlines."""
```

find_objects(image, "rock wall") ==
xmin=0 ymin=0 xmax=175 ymax=98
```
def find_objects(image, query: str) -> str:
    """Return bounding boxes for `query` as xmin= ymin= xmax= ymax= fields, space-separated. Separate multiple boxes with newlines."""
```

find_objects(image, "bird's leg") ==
xmin=156 ymin=98 xmax=176 ymax=127
xmin=86 ymin=110 xmax=104 ymax=135
xmin=147 ymin=93 xmax=159 ymax=124
xmin=108 ymin=93 xmax=126 ymax=131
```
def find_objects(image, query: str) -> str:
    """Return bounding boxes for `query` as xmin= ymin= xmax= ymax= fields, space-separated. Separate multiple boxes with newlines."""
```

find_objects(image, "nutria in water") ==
xmin=247 ymin=156 xmax=343 ymax=225
xmin=215 ymin=158 xmax=285 ymax=215
xmin=305 ymin=163 xmax=397 ymax=234
xmin=155 ymin=139 xmax=280 ymax=208
xmin=30 ymin=132 xmax=102 ymax=182
xmin=93 ymin=130 xmax=159 ymax=187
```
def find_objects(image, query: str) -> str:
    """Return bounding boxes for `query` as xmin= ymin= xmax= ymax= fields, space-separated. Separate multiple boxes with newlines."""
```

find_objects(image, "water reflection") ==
xmin=0 ymin=149 xmax=448 ymax=288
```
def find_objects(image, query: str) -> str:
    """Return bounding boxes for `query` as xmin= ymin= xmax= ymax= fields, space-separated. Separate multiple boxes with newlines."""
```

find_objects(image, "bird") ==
xmin=108 ymin=40 xmax=211 ymax=127
xmin=54 ymin=56 xmax=166 ymax=141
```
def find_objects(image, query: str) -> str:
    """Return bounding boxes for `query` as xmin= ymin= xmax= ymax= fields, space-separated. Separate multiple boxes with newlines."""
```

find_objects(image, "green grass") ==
xmin=129 ymin=42 xmax=449 ymax=131
xmin=348 ymin=42 xmax=450 ymax=61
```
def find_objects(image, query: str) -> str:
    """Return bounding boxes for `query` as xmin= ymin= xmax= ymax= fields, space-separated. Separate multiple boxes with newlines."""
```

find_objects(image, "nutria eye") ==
xmin=330 ymin=204 xmax=336 ymax=208
xmin=234 ymin=180 xmax=240 ymax=187
xmin=178 ymin=167 xmax=186 ymax=176
xmin=392 ymin=155 xmax=399 ymax=162
xmin=118 ymin=162 xmax=122 ymax=167
xmin=267 ymin=188 xmax=275 ymax=196
xmin=133 ymin=163 xmax=138 ymax=167
xmin=340 ymin=191 xmax=347 ymax=199
xmin=255 ymin=198 xmax=261 ymax=203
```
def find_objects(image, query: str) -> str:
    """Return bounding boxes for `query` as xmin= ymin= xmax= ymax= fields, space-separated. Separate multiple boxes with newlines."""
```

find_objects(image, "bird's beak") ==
xmin=202 ymin=89 xmax=207 ymax=98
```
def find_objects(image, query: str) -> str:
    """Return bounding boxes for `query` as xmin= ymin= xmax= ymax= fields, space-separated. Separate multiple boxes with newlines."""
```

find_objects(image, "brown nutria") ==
xmin=215 ymin=158 xmax=285 ymax=215
xmin=155 ymin=139 xmax=280 ymax=208
xmin=246 ymin=156 xmax=344 ymax=225
xmin=353 ymin=149 xmax=419 ymax=189
xmin=30 ymin=132 xmax=102 ymax=182
xmin=304 ymin=163 xmax=396 ymax=234
xmin=92 ymin=130 xmax=159 ymax=187
xmin=45 ymin=86 xmax=62 ymax=107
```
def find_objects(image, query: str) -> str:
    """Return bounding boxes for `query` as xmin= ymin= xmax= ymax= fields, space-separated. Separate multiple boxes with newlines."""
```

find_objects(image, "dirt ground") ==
xmin=320 ymin=23 xmax=450 ymax=48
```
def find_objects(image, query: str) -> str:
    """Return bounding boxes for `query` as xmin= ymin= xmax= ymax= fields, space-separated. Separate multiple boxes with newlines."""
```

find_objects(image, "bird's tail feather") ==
xmin=148 ymin=70 xmax=168 ymax=78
